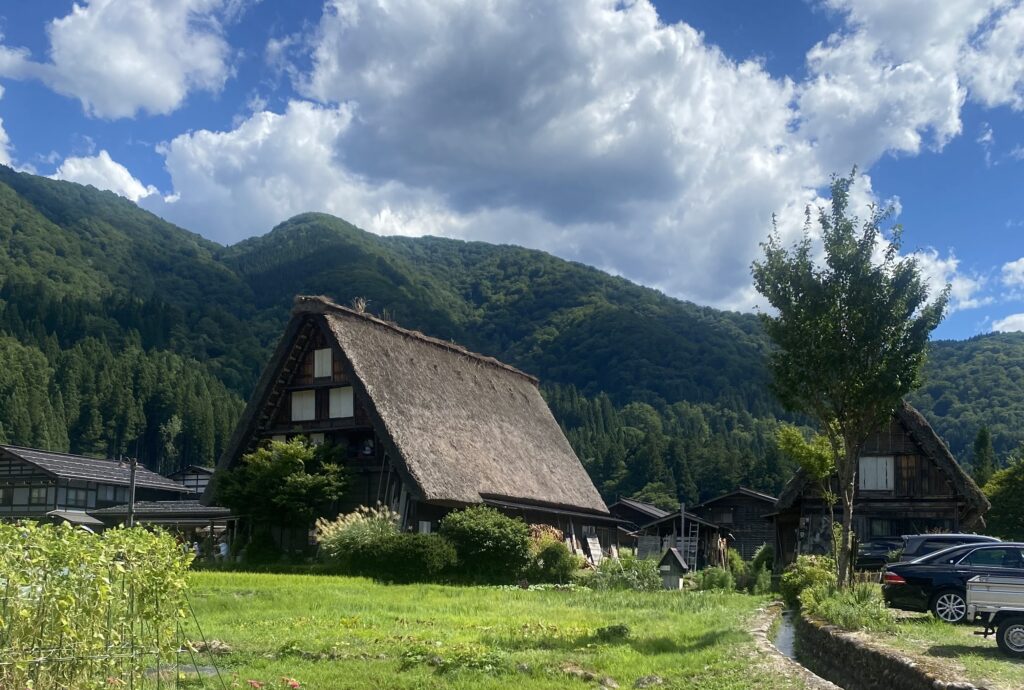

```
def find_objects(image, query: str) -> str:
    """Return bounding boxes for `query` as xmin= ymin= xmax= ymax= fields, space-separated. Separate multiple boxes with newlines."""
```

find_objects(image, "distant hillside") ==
xmin=0 ymin=167 xmax=1020 ymax=499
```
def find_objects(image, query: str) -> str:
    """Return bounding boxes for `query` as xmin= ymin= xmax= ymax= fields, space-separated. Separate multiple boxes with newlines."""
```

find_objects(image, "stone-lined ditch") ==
xmin=760 ymin=606 xmax=987 ymax=690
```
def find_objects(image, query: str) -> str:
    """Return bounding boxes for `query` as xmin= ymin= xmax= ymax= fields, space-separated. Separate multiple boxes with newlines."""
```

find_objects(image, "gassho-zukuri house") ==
xmin=206 ymin=295 xmax=618 ymax=555
xmin=772 ymin=400 xmax=990 ymax=569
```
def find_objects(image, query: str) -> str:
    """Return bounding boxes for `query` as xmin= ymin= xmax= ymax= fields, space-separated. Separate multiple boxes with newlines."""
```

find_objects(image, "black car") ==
xmin=882 ymin=542 xmax=1024 ymax=623
xmin=897 ymin=533 xmax=1000 ymax=562
xmin=856 ymin=538 xmax=904 ymax=570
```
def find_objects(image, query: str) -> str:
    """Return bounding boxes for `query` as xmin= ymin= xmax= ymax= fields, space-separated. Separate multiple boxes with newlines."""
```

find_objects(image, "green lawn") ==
xmin=180 ymin=572 xmax=808 ymax=690
xmin=868 ymin=614 xmax=1023 ymax=690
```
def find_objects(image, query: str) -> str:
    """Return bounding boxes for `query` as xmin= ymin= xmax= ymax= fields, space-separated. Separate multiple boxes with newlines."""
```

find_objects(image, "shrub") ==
xmin=751 ymin=566 xmax=773 ymax=595
xmin=801 ymin=582 xmax=896 ymax=632
xmin=527 ymin=538 xmax=581 ymax=584
xmin=315 ymin=504 xmax=400 ymax=567
xmin=440 ymin=506 xmax=532 ymax=583
xmin=751 ymin=544 xmax=775 ymax=573
xmin=591 ymin=554 xmax=661 ymax=591
xmin=779 ymin=555 xmax=837 ymax=608
xmin=375 ymin=533 xmax=457 ymax=583
xmin=0 ymin=522 xmax=191 ymax=689
xmin=697 ymin=566 xmax=736 ymax=591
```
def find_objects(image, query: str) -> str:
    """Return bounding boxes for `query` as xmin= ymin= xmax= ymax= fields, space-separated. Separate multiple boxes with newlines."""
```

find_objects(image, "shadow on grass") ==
xmin=925 ymin=644 xmax=1016 ymax=661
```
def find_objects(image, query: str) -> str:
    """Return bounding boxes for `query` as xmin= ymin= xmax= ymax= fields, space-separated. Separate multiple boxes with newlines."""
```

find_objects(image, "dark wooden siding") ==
xmin=694 ymin=494 xmax=774 ymax=559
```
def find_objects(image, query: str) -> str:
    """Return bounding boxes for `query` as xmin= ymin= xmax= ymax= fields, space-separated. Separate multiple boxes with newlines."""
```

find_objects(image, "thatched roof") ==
xmin=211 ymin=295 xmax=608 ymax=515
xmin=774 ymin=400 xmax=990 ymax=527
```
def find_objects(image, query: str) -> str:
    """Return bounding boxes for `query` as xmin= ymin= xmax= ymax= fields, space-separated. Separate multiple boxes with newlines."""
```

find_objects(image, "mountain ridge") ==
xmin=0 ymin=166 xmax=1021 ymax=501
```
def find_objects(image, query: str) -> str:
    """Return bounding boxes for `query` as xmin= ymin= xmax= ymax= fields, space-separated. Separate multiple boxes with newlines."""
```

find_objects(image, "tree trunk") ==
xmin=836 ymin=443 xmax=859 ymax=588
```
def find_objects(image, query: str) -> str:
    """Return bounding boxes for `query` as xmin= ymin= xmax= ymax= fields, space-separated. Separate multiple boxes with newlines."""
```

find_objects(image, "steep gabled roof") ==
xmin=0 ymin=445 xmax=188 ymax=493
xmin=212 ymin=295 xmax=608 ymax=515
xmin=694 ymin=487 xmax=777 ymax=509
xmin=610 ymin=497 xmax=672 ymax=520
xmin=774 ymin=400 xmax=990 ymax=527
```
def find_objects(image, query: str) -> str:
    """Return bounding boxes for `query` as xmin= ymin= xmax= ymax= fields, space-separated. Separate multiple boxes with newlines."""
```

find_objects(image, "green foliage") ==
xmin=801 ymin=581 xmax=897 ymax=632
xmin=372 ymin=533 xmax=458 ymax=583
xmin=439 ymin=506 xmax=532 ymax=583
xmin=0 ymin=521 xmax=192 ymax=689
xmin=527 ymin=536 xmax=582 ymax=584
xmin=752 ymin=171 xmax=947 ymax=583
xmin=589 ymin=553 xmax=661 ymax=591
xmin=315 ymin=504 xmax=400 ymax=562
xmin=697 ymin=567 xmax=736 ymax=591
xmin=971 ymin=426 xmax=996 ymax=488
xmin=751 ymin=544 xmax=774 ymax=573
xmin=315 ymin=505 xmax=456 ymax=582
xmin=984 ymin=455 xmax=1024 ymax=540
xmin=0 ymin=170 xmax=1021 ymax=512
xmin=751 ymin=566 xmax=773 ymax=595
xmin=216 ymin=438 xmax=347 ymax=527
xmin=779 ymin=555 xmax=837 ymax=609
xmin=726 ymin=548 xmax=747 ymax=577
xmin=775 ymin=425 xmax=835 ymax=482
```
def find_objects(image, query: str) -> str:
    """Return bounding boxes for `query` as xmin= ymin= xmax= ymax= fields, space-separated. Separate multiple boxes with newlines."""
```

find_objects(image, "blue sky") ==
xmin=0 ymin=0 xmax=1022 ymax=340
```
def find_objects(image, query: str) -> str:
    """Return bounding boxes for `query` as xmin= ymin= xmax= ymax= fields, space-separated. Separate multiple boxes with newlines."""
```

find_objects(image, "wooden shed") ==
xmin=206 ymin=295 xmax=618 ymax=552
xmin=772 ymin=400 xmax=990 ymax=569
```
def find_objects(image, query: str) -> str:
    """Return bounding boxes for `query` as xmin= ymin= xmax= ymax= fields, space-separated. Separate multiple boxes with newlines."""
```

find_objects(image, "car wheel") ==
xmin=931 ymin=590 xmax=967 ymax=623
xmin=997 ymin=617 xmax=1024 ymax=658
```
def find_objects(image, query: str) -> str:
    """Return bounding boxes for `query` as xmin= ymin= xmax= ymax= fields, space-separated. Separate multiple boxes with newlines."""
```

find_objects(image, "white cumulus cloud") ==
xmin=76 ymin=0 xmax=1021 ymax=311
xmin=1003 ymin=257 xmax=1024 ymax=287
xmin=912 ymin=248 xmax=990 ymax=312
xmin=0 ymin=85 xmax=11 ymax=166
xmin=993 ymin=313 xmax=1024 ymax=332
xmin=0 ymin=0 xmax=231 ymax=118
xmin=52 ymin=150 xmax=157 ymax=201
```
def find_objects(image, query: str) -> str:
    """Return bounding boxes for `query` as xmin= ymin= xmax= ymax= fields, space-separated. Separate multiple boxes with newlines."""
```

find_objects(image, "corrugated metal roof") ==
xmin=0 ymin=446 xmax=188 ymax=493
xmin=90 ymin=500 xmax=231 ymax=517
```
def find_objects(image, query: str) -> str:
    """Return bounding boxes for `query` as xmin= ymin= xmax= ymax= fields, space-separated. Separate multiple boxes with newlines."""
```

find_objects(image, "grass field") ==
xmin=868 ymin=614 xmax=1023 ymax=690
xmin=180 ymin=572 xmax=808 ymax=690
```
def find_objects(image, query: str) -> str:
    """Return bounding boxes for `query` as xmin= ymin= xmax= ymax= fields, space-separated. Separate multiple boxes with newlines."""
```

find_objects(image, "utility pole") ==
xmin=127 ymin=457 xmax=137 ymax=528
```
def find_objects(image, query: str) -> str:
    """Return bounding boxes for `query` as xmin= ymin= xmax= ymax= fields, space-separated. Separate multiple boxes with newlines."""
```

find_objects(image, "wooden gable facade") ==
xmin=693 ymin=487 xmax=776 ymax=560
xmin=772 ymin=401 xmax=990 ymax=568
xmin=209 ymin=296 xmax=617 ymax=552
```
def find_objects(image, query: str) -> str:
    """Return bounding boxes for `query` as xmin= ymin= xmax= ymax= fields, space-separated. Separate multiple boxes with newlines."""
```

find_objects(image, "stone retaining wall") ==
xmin=794 ymin=613 xmax=980 ymax=690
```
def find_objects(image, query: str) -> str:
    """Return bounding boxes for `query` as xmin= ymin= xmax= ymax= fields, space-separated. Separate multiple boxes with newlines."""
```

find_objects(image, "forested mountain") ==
xmin=0 ymin=166 xmax=1020 ymax=503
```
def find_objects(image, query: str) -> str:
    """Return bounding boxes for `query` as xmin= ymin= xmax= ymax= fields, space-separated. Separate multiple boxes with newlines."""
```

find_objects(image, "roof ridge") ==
xmin=2 ymin=444 xmax=134 ymax=465
xmin=293 ymin=294 xmax=539 ymax=384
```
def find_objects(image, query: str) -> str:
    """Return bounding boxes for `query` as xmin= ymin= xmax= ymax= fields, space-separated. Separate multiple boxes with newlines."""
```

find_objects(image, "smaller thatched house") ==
xmin=207 ymin=296 xmax=617 ymax=552
xmin=693 ymin=487 xmax=776 ymax=560
xmin=772 ymin=400 xmax=990 ymax=569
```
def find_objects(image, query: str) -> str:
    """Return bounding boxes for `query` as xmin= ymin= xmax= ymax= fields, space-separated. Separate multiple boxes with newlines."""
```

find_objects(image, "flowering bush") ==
xmin=0 ymin=521 xmax=192 ymax=689
xmin=315 ymin=504 xmax=400 ymax=563
xmin=315 ymin=505 xmax=456 ymax=582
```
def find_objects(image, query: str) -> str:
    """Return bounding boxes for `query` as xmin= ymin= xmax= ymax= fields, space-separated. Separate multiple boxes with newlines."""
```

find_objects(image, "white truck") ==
xmin=966 ymin=574 xmax=1024 ymax=658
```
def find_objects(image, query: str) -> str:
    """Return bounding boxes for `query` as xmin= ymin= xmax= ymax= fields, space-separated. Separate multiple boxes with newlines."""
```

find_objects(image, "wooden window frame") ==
xmin=29 ymin=486 xmax=48 ymax=506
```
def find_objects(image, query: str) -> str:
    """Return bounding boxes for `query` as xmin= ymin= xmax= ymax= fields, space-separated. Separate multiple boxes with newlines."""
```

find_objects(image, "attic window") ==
xmin=291 ymin=390 xmax=316 ymax=421
xmin=859 ymin=456 xmax=894 ymax=491
xmin=314 ymin=348 xmax=332 ymax=378
xmin=329 ymin=387 xmax=354 ymax=418
xmin=712 ymin=507 xmax=734 ymax=524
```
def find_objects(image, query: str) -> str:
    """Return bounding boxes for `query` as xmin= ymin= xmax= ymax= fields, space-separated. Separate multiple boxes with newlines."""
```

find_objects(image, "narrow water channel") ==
xmin=774 ymin=610 xmax=797 ymax=659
